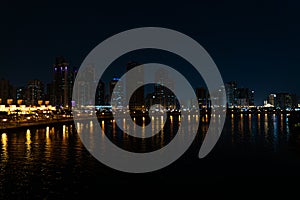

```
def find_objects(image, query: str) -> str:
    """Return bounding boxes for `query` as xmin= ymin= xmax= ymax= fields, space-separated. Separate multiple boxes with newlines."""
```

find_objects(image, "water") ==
xmin=1 ymin=113 xmax=300 ymax=197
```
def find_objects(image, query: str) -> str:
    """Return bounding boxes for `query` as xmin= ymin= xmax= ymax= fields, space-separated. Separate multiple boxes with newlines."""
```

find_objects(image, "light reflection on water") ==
xmin=0 ymin=114 xmax=295 ymax=157
xmin=0 ymin=113 xmax=299 ymax=197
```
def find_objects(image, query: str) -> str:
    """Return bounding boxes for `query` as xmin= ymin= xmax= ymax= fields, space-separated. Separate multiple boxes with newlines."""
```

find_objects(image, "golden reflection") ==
xmin=151 ymin=116 xmax=155 ymax=136
xmin=44 ymin=126 xmax=52 ymax=160
xmin=123 ymin=118 xmax=127 ymax=134
xmin=62 ymin=125 xmax=69 ymax=143
xmin=112 ymin=119 xmax=116 ymax=137
xmin=248 ymin=114 xmax=252 ymax=132
xmin=170 ymin=115 xmax=174 ymax=137
xmin=26 ymin=129 xmax=31 ymax=145
xmin=142 ymin=117 xmax=146 ymax=127
xmin=160 ymin=116 xmax=164 ymax=130
xmin=25 ymin=129 xmax=31 ymax=158
xmin=264 ymin=114 xmax=268 ymax=137
xmin=63 ymin=125 xmax=66 ymax=139
xmin=101 ymin=120 xmax=105 ymax=132
xmin=257 ymin=113 xmax=261 ymax=135
xmin=1 ymin=133 xmax=8 ymax=160
xmin=142 ymin=123 xmax=145 ymax=138
xmin=46 ymin=126 xmax=50 ymax=139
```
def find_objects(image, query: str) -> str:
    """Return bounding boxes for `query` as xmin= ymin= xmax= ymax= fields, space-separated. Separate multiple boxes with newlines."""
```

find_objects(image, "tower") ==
xmin=126 ymin=61 xmax=144 ymax=111
xmin=53 ymin=56 xmax=74 ymax=108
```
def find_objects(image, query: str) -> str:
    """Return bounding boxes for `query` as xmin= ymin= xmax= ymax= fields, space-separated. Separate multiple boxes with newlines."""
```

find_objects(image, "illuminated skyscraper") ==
xmin=153 ymin=68 xmax=176 ymax=110
xmin=126 ymin=61 xmax=144 ymax=111
xmin=268 ymin=94 xmax=276 ymax=106
xmin=109 ymin=76 xmax=124 ymax=108
xmin=275 ymin=93 xmax=297 ymax=110
xmin=225 ymin=81 xmax=237 ymax=108
xmin=52 ymin=56 xmax=74 ymax=108
xmin=25 ymin=79 xmax=44 ymax=106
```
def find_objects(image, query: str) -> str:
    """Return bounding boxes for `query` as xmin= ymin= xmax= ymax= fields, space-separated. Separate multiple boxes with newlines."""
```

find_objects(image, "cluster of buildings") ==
xmin=224 ymin=81 xmax=255 ymax=108
xmin=0 ymin=56 xmax=299 ymax=114
xmin=264 ymin=93 xmax=299 ymax=110
xmin=0 ymin=57 xmax=75 ymax=111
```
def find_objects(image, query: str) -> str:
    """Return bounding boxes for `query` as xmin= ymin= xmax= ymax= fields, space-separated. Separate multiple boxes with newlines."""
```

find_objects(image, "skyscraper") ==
xmin=235 ymin=88 xmax=254 ymax=107
xmin=225 ymin=81 xmax=237 ymax=108
xmin=268 ymin=94 xmax=276 ymax=106
xmin=95 ymin=80 xmax=105 ymax=106
xmin=196 ymin=87 xmax=209 ymax=109
xmin=109 ymin=76 xmax=124 ymax=108
xmin=126 ymin=61 xmax=144 ymax=111
xmin=153 ymin=68 xmax=176 ymax=110
xmin=25 ymin=79 xmax=44 ymax=106
xmin=275 ymin=93 xmax=297 ymax=110
xmin=16 ymin=87 xmax=25 ymax=102
xmin=52 ymin=56 xmax=74 ymax=108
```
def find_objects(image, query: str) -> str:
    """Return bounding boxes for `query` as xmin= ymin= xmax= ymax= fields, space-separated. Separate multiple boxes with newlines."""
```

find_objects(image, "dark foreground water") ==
xmin=1 ymin=113 xmax=300 ymax=197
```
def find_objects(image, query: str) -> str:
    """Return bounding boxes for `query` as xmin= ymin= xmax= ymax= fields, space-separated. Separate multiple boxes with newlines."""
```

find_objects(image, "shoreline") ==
xmin=1 ymin=110 xmax=299 ymax=131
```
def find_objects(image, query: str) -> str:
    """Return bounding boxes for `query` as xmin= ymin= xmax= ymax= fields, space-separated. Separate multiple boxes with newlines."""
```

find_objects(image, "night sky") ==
xmin=1 ymin=0 xmax=299 ymax=105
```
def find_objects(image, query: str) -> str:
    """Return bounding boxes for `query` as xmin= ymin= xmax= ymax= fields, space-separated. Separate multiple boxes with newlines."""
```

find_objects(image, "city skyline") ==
xmin=0 ymin=56 xmax=299 ymax=109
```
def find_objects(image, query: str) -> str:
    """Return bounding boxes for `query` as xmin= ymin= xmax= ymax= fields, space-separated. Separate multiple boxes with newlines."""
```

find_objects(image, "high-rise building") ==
xmin=16 ymin=87 xmax=25 ymax=101
xmin=225 ymin=81 xmax=237 ymax=108
xmin=153 ymin=68 xmax=176 ymax=110
xmin=196 ymin=87 xmax=210 ymax=109
xmin=0 ymin=78 xmax=15 ymax=105
xmin=126 ymin=61 xmax=144 ymax=111
xmin=275 ymin=93 xmax=297 ymax=109
xmin=109 ymin=77 xmax=124 ymax=108
xmin=25 ymin=79 xmax=44 ymax=106
xmin=52 ymin=56 xmax=74 ymax=108
xmin=235 ymin=88 xmax=254 ymax=107
xmin=268 ymin=94 xmax=276 ymax=106
xmin=95 ymin=80 xmax=105 ymax=106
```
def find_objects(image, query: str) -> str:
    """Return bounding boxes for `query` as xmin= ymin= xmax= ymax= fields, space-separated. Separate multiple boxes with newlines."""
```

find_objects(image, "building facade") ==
xmin=25 ymin=79 xmax=44 ymax=106
xmin=126 ymin=61 xmax=144 ymax=111
xmin=52 ymin=56 xmax=74 ymax=108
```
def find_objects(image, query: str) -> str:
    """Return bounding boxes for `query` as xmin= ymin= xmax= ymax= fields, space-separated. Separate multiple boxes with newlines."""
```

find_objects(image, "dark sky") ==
xmin=0 ymin=0 xmax=299 ymax=105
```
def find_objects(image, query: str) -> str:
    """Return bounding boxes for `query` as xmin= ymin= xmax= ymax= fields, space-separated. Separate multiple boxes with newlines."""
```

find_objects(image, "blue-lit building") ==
xmin=109 ymin=76 xmax=124 ymax=109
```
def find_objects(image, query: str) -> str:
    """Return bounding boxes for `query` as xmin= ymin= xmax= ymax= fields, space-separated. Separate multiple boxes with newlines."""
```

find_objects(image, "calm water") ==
xmin=1 ymin=113 xmax=300 ymax=197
